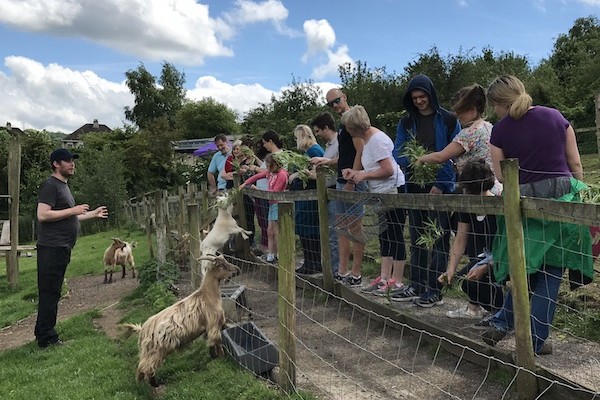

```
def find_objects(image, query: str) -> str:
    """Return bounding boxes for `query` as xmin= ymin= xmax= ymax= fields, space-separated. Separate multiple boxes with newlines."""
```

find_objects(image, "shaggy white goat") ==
xmin=122 ymin=254 xmax=240 ymax=387
xmin=103 ymin=238 xmax=126 ymax=284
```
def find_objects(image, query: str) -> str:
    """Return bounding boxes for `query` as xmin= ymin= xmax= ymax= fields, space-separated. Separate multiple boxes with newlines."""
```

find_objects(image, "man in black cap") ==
xmin=34 ymin=148 xmax=108 ymax=348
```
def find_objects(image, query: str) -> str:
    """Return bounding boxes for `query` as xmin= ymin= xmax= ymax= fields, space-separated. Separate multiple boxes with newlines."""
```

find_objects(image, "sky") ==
xmin=0 ymin=0 xmax=599 ymax=133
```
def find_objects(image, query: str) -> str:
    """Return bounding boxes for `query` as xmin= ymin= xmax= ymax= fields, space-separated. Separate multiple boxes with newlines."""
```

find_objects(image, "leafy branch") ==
xmin=401 ymin=140 xmax=441 ymax=187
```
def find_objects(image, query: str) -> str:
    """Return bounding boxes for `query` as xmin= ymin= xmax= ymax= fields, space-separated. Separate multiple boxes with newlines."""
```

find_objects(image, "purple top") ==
xmin=489 ymin=106 xmax=571 ymax=184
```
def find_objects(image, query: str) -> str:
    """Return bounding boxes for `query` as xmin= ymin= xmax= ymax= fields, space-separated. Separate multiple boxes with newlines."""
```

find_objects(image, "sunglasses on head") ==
xmin=326 ymin=97 xmax=342 ymax=107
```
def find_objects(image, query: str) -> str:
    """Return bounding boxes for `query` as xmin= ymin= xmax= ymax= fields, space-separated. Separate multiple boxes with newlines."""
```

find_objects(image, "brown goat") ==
xmin=115 ymin=241 xmax=137 ymax=279
xmin=103 ymin=238 xmax=125 ymax=284
xmin=121 ymin=254 xmax=240 ymax=387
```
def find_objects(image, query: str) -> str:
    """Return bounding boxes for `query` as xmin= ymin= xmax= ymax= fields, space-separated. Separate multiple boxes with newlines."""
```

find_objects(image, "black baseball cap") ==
xmin=50 ymin=148 xmax=79 ymax=164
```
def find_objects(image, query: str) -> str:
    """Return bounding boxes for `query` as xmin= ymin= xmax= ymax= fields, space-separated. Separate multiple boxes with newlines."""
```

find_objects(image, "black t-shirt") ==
xmin=336 ymin=124 xmax=357 ymax=183
xmin=458 ymin=212 xmax=497 ymax=258
xmin=416 ymin=112 xmax=436 ymax=152
xmin=37 ymin=176 xmax=79 ymax=248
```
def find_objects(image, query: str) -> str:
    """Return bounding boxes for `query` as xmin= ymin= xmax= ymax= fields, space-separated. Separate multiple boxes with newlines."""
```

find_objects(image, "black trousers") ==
xmin=300 ymin=235 xmax=321 ymax=272
xmin=34 ymin=245 xmax=71 ymax=346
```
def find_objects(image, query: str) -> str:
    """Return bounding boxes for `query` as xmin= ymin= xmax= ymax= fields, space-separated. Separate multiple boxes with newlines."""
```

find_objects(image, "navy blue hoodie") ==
xmin=393 ymin=74 xmax=460 ymax=193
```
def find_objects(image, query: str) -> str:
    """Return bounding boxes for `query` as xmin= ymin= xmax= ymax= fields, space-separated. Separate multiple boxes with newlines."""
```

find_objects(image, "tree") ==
xmin=339 ymin=61 xmax=404 ymax=136
xmin=122 ymin=117 xmax=182 ymax=193
xmin=242 ymin=78 xmax=323 ymax=147
xmin=550 ymin=16 xmax=600 ymax=126
xmin=124 ymin=62 xmax=186 ymax=129
xmin=175 ymin=98 xmax=239 ymax=139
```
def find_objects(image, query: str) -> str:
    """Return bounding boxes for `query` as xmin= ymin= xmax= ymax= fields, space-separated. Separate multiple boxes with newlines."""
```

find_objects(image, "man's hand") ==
xmin=72 ymin=204 xmax=90 ymax=215
xmin=310 ymin=157 xmax=329 ymax=166
xmin=466 ymin=264 xmax=487 ymax=281
xmin=91 ymin=206 xmax=109 ymax=219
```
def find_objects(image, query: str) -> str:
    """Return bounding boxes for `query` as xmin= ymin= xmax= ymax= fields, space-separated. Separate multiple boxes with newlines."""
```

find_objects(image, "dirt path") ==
xmin=0 ymin=274 xmax=138 ymax=350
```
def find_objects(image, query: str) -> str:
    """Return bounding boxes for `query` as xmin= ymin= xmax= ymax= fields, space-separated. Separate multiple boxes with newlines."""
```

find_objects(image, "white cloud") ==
xmin=300 ymin=19 xmax=354 ymax=80
xmin=187 ymin=77 xmax=341 ymax=119
xmin=187 ymin=76 xmax=276 ymax=118
xmin=312 ymin=46 xmax=354 ymax=80
xmin=0 ymin=0 xmax=233 ymax=65
xmin=0 ymin=56 xmax=132 ymax=132
xmin=302 ymin=19 xmax=336 ymax=63
xmin=224 ymin=0 xmax=298 ymax=36
xmin=457 ymin=0 xmax=468 ymax=7
xmin=578 ymin=0 xmax=600 ymax=5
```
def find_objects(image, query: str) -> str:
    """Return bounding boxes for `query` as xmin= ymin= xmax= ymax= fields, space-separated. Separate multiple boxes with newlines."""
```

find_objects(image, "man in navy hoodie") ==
xmin=392 ymin=74 xmax=461 ymax=307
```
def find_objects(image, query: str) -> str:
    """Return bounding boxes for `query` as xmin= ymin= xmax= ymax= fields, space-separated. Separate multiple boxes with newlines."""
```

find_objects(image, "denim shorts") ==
xmin=268 ymin=203 xmax=279 ymax=221
xmin=334 ymin=181 xmax=369 ymax=216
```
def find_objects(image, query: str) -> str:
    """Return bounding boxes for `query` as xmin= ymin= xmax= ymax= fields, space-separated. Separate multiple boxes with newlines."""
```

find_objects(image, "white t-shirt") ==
xmin=323 ymin=136 xmax=339 ymax=187
xmin=361 ymin=130 xmax=405 ymax=193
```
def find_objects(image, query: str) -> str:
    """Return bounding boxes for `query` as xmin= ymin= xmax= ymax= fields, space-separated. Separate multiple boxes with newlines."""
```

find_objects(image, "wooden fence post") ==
xmin=595 ymin=92 xmax=600 ymax=160
xmin=188 ymin=203 xmax=201 ymax=289
xmin=7 ymin=125 xmax=22 ymax=289
xmin=316 ymin=168 xmax=333 ymax=292
xmin=500 ymin=159 xmax=537 ymax=399
xmin=154 ymin=191 xmax=167 ymax=265
xmin=277 ymin=201 xmax=296 ymax=393
xmin=163 ymin=190 xmax=173 ymax=253
xmin=145 ymin=196 xmax=154 ymax=260
xmin=178 ymin=186 xmax=187 ymax=236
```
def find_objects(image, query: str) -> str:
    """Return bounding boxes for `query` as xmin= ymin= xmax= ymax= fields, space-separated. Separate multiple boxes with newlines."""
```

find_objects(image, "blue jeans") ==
xmin=491 ymin=264 xmax=564 ymax=353
xmin=407 ymin=209 xmax=451 ymax=296
xmin=327 ymin=199 xmax=340 ymax=275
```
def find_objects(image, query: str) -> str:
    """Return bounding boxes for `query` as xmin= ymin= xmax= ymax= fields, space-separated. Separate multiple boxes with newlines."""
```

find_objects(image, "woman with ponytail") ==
xmin=482 ymin=75 xmax=593 ymax=355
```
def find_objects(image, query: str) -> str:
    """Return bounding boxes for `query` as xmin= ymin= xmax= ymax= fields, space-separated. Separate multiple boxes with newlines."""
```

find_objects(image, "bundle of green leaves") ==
xmin=401 ymin=140 xmax=441 ymax=187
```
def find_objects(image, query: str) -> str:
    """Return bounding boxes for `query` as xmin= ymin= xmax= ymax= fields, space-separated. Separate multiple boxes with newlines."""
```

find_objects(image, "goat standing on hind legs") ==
xmin=200 ymin=195 xmax=252 ymax=278
xmin=121 ymin=254 xmax=240 ymax=387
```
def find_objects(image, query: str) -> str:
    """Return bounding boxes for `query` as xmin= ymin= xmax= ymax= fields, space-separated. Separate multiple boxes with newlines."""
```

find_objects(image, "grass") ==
xmin=581 ymin=153 xmax=600 ymax=186
xmin=0 ymin=228 xmax=314 ymax=399
xmin=0 ymin=228 xmax=151 ymax=328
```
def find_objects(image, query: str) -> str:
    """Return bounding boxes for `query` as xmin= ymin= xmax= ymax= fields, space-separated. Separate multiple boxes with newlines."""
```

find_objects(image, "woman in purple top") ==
xmin=482 ymin=75 xmax=592 ymax=355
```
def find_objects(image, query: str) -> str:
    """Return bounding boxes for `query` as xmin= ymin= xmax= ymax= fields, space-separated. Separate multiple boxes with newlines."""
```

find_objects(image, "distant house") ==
xmin=1 ymin=122 xmax=24 ymax=136
xmin=62 ymin=119 xmax=112 ymax=148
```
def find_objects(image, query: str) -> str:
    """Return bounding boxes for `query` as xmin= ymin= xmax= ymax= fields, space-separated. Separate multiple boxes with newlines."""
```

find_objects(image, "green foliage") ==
xmin=70 ymin=143 xmax=128 ymax=228
xmin=401 ymin=140 xmax=441 ymax=187
xmin=242 ymin=78 xmax=323 ymax=148
xmin=124 ymin=62 xmax=186 ymax=129
xmin=137 ymin=258 xmax=181 ymax=289
xmin=415 ymin=219 xmax=444 ymax=250
xmin=550 ymin=16 xmax=600 ymax=126
xmin=176 ymin=98 xmax=240 ymax=139
xmin=339 ymin=61 xmax=405 ymax=136
xmin=123 ymin=116 xmax=183 ymax=193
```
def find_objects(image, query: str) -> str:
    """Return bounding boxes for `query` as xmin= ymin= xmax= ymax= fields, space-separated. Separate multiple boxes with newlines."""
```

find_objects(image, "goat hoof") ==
xmin=210 ymin=345 xmax=224 ymax=359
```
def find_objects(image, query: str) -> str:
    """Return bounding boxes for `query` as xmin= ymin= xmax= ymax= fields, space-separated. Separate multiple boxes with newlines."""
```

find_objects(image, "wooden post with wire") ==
xmin=154 ymin=191 xmax=167 ymax=265
xmin=234 ymin=175 xmax=251 ymax=259
xmin=316 ymin=168 xmax=333 ymax=291
xmin=144 ymin=196 xmax=154 ymax=259
xmin=6 ymin=123 xmax=22 ymax=289
xmin=500 ymin=159 xmax=538 ymax=399
xmin=595 ymin=92 xmax=600 ymax=160
xmin=188 ymin=202 xmax=201 ymax=289
xmin=277 ymin=201 xmax=296 ymax=393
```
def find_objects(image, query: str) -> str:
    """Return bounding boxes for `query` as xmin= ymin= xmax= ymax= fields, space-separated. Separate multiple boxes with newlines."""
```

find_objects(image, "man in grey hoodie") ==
xmin=392 ymin=74 xmax=461 ymax=307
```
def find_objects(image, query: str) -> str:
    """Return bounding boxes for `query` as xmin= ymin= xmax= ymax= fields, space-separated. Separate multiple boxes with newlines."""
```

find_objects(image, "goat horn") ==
xmin=197 ymin=254 xmax=220 ymax=261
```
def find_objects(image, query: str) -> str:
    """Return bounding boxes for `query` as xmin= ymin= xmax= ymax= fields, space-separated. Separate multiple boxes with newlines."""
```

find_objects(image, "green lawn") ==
xmin=0 ymin=228 xmax=313 ymax=400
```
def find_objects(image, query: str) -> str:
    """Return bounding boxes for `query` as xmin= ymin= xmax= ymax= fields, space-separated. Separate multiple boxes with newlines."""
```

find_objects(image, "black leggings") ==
xmin=457 ymin=259 xmax=504 ymax=312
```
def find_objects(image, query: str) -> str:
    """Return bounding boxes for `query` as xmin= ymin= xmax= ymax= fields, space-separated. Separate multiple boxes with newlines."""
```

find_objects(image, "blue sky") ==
xmin=0 ymin=0 xmax=598 ymax=133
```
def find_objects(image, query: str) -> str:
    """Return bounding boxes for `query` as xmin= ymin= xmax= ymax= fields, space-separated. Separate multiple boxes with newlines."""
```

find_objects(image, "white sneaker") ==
xmin=446 ymin=305 xmax=484 ymax=319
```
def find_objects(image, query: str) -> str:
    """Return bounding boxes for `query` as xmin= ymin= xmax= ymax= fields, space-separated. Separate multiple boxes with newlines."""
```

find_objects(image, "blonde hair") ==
xmin=487 ymin=75 xmax=532 ymax=120
xmin=340 ymin=105 xmax=371 ymax=133
xmin=294 ymin=124 xmax=317 ymax=151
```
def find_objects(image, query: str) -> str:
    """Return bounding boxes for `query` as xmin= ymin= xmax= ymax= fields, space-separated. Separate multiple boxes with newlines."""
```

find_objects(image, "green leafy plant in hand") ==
xmin=401 ymin=140 xmax=441 ymax=187
xmin=415 ymin=218 xmax=444 ymax=250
